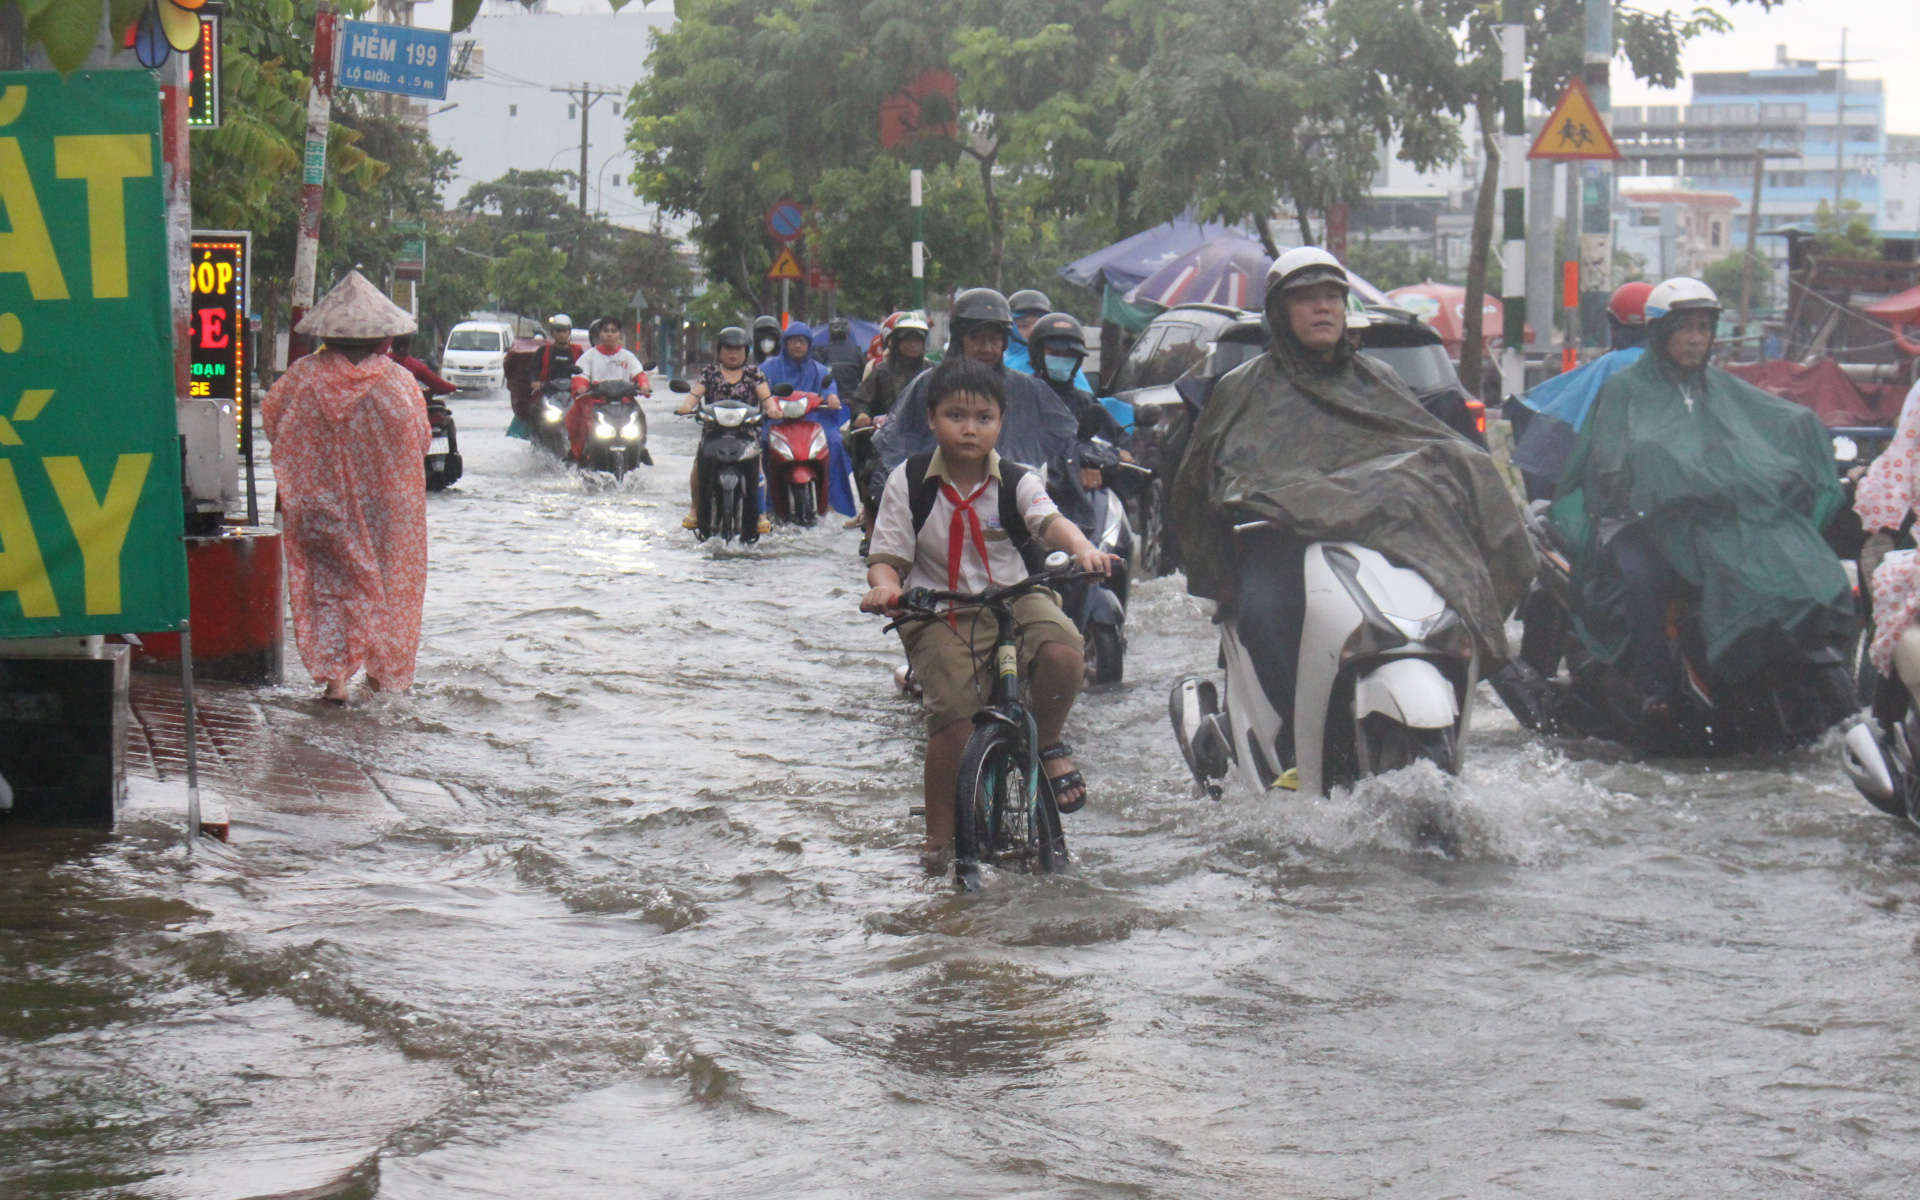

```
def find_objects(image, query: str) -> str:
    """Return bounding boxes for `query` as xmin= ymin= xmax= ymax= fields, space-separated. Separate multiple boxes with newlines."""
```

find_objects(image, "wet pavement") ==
xmin=6 ymin=388 xmax=1920 ymax=1198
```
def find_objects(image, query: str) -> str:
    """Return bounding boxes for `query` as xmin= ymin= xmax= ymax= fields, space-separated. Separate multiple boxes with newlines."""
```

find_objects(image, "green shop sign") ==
xmin=0 ymin=70 xmax=188 ymax=637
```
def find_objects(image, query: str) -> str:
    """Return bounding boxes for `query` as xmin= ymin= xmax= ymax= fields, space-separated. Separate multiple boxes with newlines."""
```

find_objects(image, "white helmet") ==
xmin=1266 ymin=246 xmax=1349 ymax=299
xmin=1643 ymin=278 xmax=1721 ymax=321
xmin=889 ymin=311 xmax=931 ymax=337
xmin=548 ymin=313 xmax=573 ymax=328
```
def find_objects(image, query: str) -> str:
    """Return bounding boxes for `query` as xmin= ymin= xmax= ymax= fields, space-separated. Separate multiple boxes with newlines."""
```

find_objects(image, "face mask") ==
xmin=757 ymin=340 xmax=775 ymax=355
xmin=1044 ymin=354 xmax=1079 ymax=383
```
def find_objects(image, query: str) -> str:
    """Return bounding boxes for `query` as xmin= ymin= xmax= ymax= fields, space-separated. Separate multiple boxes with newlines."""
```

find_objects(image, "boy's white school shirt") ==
xmin=867 ymin=449 xmax=1062 ymax=595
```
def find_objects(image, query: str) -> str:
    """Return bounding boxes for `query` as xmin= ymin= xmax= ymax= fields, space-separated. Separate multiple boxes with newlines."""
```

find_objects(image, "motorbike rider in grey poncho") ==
xmin=1169 ymin=248 xmax=1536 ymax=728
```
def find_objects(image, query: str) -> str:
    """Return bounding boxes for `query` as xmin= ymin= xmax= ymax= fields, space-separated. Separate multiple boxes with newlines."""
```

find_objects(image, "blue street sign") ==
xmin=766 ymin=200 xmax=805 ymax=243
xmin=339 ymin=20 xmax=451 ymax=101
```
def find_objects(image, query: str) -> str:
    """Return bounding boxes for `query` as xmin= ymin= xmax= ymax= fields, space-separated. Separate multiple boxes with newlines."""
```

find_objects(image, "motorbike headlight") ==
xmin=715 ymin=407 xmax=746 ymax=428
xmin=771 ymin=437 xmax=795 ymax=459
xmin=1833 ymin=435 xmax=1859 ymax=463
xmin=543 ymin=405 xmax=564 ymax=423
xmin=594 ymin=421 xmax=615 ymax=439
xmin=621 ymin=419 xmax=640 ymax=438
xmin=782 ymin=399 xmax=807 ymax=420
xmin=808 ymin=429 xmax=827 ymax=458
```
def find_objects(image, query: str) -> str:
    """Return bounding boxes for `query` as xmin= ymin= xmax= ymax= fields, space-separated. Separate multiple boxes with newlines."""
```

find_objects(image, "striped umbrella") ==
xmin=1125 ymin=238 xmax=1272 ymax=311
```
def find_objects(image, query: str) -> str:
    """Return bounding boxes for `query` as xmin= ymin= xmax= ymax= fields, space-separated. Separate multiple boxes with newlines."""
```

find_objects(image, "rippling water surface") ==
xmin=6 ymin=391 xmax=1920 ymax=1198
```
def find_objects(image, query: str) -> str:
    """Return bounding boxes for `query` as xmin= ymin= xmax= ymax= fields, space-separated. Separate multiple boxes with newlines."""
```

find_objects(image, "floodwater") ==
xmin=6 ymin=390 xmax=1920 ymax=1199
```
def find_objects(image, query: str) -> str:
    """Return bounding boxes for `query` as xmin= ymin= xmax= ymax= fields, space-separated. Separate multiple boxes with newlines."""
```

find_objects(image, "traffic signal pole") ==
xmin=911 ymin=168 xmax=925 ymax=310
xmin=1500 ymin=0 xmax=1528 ymax=400
xmin=1580 ymin=0 xmax=1614 ymax=348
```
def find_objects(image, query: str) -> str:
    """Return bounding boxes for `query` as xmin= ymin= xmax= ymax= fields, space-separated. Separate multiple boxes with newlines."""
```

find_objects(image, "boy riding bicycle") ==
xmin=860 ymin=357 xmax=1117 ymax=857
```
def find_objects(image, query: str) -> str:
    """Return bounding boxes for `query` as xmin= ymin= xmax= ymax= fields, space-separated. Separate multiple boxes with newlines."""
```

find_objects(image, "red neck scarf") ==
xmin=941 ymin=475 xmax=993 ymax=623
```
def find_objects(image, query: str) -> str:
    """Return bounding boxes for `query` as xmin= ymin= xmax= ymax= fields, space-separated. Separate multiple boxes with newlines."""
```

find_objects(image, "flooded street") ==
xmin=7 ymin=388 xmax=1920 ymax=1198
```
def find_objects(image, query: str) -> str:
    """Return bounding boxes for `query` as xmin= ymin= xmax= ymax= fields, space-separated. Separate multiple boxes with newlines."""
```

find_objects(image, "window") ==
xmin=1710 ymin=221 xmax=1723 ymax=248
xmin=448 ymin=330 xmax=502 ymax=352
xmin=509 ymin=105 xmax=517 ymax=117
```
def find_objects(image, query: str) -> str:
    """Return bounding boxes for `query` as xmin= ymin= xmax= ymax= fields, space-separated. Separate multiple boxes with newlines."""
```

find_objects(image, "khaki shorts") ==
xmin=900 ymin=592 xmax=1084 ymax=732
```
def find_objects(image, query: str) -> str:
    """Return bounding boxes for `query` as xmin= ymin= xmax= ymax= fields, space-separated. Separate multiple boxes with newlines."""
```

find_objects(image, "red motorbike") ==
xmin=764 ymin=384 xmax=832 ymax=526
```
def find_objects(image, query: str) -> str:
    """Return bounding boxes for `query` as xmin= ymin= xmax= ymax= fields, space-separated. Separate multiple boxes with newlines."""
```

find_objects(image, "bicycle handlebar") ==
xmin=881 ymin=565 xmax=1107 ymax=633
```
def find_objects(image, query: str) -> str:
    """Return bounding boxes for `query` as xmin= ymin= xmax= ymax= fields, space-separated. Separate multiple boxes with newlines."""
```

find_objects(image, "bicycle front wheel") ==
xmin=953 ymin=723 xmax=1065 ymax=888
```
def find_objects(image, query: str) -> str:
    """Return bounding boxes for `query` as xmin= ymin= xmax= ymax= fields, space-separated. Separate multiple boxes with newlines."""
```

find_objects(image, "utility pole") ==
xmin=290 ymin=5 xmax=341 ymax=363
xmin=1835 ymin=29 xmax=1847 ymax=214
xmin=550 ymin=83 xmax=621 ymax=213
xmin=1579 ymin=0 xmax=1614 ymax=350
xmin=1499 ymin=0 xmax=1527 ymax=400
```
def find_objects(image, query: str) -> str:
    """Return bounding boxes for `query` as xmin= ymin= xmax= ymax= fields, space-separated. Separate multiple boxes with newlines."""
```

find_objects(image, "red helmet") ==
xmin=1608 ymin=281 xmax=1654 ymax=326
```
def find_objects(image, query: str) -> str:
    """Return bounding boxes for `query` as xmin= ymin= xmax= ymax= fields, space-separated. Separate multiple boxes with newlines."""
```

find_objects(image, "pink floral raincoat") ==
xmin=264 ymin=350 xmax=432 ymax=688
xmin=1854 ymin=379 xmax=1920 ymax=674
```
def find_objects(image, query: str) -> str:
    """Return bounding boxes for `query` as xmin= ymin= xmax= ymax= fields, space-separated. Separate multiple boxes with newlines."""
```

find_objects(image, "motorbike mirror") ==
xmin=669 ymin=379 xmax=692 ymax=393
xmin=1076 ymin=409 xmax=1109 ymax=441
xmin=1044 ymin=550 xmax=1071 ymax=571
xmin=771 ymin=383 xmax=795 ymax=397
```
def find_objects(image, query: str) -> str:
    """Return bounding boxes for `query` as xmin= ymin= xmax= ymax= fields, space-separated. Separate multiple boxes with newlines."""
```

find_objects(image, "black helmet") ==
xmin=828 ymin=316 xmax=850 ymax=335
xmin=588 ymin=316 xmax=621 ymax=339
xmin=751 ymin=315 xmax=780 ymax=334
xmin=951 ymin=287 xmax=1013 ymax=328
xmin=715 ymin=326 xmax=750 ymax=349
xmin=1008 ymin=288 xmax=1052 ymax=316
xmin=1026 ymin=312 xmax=1086 ymax=355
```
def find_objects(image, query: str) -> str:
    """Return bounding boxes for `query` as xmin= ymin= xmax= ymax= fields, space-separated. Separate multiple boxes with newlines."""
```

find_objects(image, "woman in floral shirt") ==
xmin=676 ymin=326 xmax=774 ymax=529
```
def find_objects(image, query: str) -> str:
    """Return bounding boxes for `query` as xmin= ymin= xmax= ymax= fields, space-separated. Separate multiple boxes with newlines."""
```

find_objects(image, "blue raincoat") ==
xmin=1512 ymin=348 xmax=1644 ymax=498
xmin=761 ymin=323 xmax=856 ymax=516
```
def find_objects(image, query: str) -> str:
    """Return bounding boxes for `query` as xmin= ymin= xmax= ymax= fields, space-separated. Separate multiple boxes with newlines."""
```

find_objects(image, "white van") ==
xmin=441 ymin=320 xmax=516 ymax=393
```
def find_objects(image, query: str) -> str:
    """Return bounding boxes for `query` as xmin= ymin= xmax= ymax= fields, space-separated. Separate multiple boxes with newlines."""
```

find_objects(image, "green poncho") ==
xmin=1549 ymin=348 xmax=1853 ymax=681
xmin=1169 ymin=331 xmax=1536 ymax=665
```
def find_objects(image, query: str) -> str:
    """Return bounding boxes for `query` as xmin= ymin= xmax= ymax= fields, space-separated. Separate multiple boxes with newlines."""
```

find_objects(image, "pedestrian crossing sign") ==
xmin=1529 ymin=79 xmax=1621 ymax=161
xmin=766 ymin=246 xmax=804 ymax=281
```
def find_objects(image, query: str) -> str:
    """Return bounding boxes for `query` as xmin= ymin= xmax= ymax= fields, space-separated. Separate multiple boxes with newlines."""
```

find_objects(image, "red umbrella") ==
xmin=1385 ymin=282 xmax=1533 ymax=359
xmin=1864 ymin=285 xmax=1920 ymax=356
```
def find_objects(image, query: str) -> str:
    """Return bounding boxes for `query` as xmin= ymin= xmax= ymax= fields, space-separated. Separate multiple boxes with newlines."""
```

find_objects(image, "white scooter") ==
xmin=1171 ymin=528 xmax=1478 ymax=799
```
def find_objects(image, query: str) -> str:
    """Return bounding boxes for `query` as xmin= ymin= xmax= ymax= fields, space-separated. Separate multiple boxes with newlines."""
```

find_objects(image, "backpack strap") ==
xmin=906 ymin=451 xmax=940 ymax=535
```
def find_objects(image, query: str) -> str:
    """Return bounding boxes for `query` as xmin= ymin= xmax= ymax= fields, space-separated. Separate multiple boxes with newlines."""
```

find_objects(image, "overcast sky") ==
xmin=411 ymin=0 xmax=1912 ymax=134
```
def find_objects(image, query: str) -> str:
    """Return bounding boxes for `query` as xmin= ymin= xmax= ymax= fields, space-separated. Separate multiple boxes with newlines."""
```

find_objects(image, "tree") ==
xmin=1112 ymin=0 xmax=1466 ymax=256
xmin=1704 ymin=247 xmax=1772 ymax=313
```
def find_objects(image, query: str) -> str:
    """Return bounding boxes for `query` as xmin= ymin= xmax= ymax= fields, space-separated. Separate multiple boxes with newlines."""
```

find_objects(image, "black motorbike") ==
xmin=672 ymin=378 xmax=764 ymax=544
xmin=574 ymin=379 xmax=652 ymax=478
xmin=425 ymin=391 xmax=462 ymax=492
xmin=532 ymin=378 xmax=572 ymax=458
xmin=1489 ymin=503 xmax=1856 ymax=756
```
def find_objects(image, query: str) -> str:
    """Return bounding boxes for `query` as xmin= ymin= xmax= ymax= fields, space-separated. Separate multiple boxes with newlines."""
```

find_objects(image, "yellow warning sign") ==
xmin=1529 ymin=79 xmax=1622 ymax=162
xmin=766 ymin=246 xmax=804 ymax=281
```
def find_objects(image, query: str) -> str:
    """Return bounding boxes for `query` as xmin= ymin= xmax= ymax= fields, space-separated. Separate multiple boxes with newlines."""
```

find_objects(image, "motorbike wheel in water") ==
xmin=1087 ymin=624 xmax=1125 ymax=686
xmin=608 ymin=447 xmax=628 ymax=480
xmin=789 ymin=480 xmax=816 ymax=527
xmin=952 ymin=725 xmax=1067 ymax=890
xmin=1135 ymin=479 xmax=1168 ymax=578
xmin=1357 ymin=715 xmax=1459 ymax=776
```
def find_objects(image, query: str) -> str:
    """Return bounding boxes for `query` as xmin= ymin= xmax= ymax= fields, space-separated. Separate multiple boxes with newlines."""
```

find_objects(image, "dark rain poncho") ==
xmin=1169 ymin=332 xmax=1536 ymax=665
xmin=1549 ymin=348 xmax=1853 ymax=680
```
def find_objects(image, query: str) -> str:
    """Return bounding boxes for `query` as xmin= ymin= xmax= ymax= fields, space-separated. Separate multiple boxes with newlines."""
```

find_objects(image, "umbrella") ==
xmin=809 ymin=316 xmax=884 ymax=354
xmin=1058 ymin=216 xmax=1246 ymax=293
xmin=1864 ymin=285 xmax=1920 ymax=357
xmin=1385 ymin=282 xmax=1533 ymax=358
xmin=1125 ymin=238 xmax=1270 ymax=310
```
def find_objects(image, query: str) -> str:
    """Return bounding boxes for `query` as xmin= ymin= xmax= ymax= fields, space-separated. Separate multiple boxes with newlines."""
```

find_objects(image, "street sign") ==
xmin=185 ymin=12 xmax=221 ymax=128
xmin=0 ymin=70 xmax=189 ymax=637
xmin=766 ymin=200 xmax=805 ymax=243
xmin=1529 ymin=79 xmax=1622 ymax=161
xmin=338 ymin=19 xmax=451 ymax=102
xmin=189 ymin=232 xmax=249 ymax=405
xmin=766 ymin=246 xmax=804 ymax=281
xmin=395 ymin=238 xmax=426 ymax=283
xmin=808 ymin=266 xmax=837 ymax=291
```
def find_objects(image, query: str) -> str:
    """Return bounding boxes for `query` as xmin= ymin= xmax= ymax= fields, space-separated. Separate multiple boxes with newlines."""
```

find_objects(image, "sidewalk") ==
xmin=128 ymin=676 xmax=473 ymax=840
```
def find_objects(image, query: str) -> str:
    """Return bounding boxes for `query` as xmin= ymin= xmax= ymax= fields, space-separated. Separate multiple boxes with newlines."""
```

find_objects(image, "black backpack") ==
xmin=904 ymin=451 xmax=1044 ymax=574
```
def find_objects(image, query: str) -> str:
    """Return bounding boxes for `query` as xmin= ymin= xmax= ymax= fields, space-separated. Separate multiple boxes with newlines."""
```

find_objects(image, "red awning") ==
xmin=1864 ymin=284 xmax=1920 ymax=324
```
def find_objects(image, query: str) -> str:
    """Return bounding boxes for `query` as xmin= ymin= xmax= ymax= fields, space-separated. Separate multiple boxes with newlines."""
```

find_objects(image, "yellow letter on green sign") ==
xmin=44 ymin=454 xmax=150 ymax=616
xmin=0 ymin=138 xmax=69 ymax=301
xmin=0 ymin=459 xmax=57 ymax=618
xmin=54 ymin=135 xmax=152 ymax=301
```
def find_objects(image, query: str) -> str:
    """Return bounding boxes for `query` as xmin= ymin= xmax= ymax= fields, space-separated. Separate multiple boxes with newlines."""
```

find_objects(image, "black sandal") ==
xmin=1040 ymin=742 xmax=1087 ymax=814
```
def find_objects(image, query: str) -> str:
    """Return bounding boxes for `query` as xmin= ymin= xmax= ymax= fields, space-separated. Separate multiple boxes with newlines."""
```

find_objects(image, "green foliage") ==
xmin=1809 ymin=199 xmax=1880 ymax=260
xmin=685 ymin=281 xmax=753 ymax=332
xmin=1346 ymin=238 xmax=1449 ymax=291
xmin=1703 ymin=248 xmax=1772 ymax=312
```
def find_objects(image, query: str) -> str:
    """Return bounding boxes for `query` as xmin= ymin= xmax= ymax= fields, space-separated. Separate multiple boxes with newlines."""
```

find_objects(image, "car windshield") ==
xmin=1359 ymin=344 xmax=1459 ymax=395
xmin=448 ymin=330 xmax=501 ymax=352
xmin=1204 ymin=339 xmax=1265 ymax=377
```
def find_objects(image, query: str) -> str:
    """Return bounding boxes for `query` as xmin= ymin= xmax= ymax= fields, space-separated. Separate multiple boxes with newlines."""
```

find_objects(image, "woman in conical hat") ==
xmin=263 ymin=270 xmax=432 ymax=704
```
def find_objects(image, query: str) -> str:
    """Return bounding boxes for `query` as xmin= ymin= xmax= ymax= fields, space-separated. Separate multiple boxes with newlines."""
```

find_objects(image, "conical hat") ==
xmin=296 ymin=269 xmax=418 ymax=339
